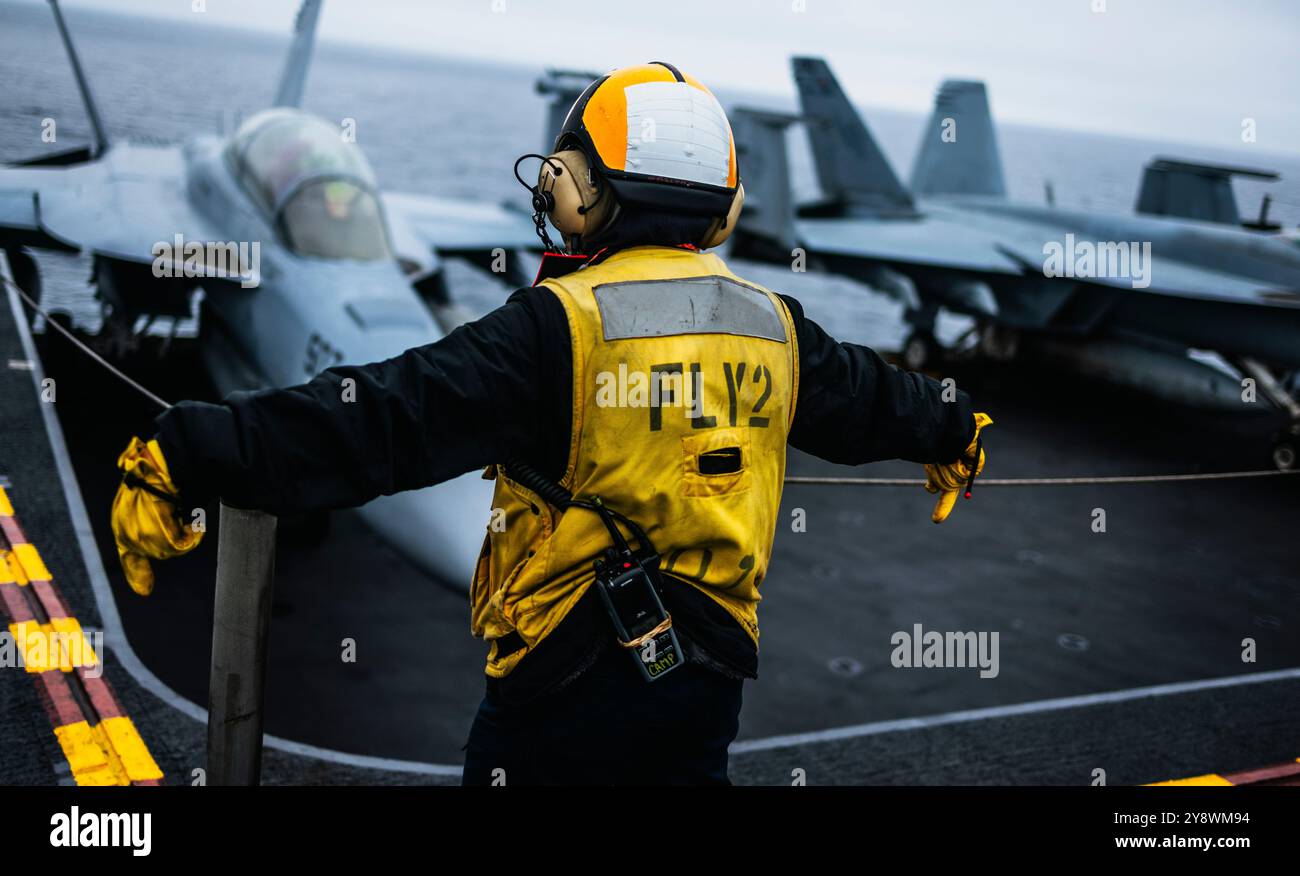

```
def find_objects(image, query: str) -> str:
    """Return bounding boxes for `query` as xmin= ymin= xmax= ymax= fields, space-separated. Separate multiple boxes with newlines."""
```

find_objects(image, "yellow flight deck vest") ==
xmin=471 ymin=246 xmax=799 ymax=678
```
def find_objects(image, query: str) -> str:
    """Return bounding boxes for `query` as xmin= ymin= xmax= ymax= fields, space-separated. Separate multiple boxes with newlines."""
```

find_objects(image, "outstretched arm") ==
xmin=780 ymin=294 xmax=976 ymax=465
xmin=154 ymin=287 xmax=571 ymax=516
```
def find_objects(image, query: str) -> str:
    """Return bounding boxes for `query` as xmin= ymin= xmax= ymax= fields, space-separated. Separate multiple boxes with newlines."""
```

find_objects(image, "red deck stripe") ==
xmin=30 ymin=579 xmax=70 ymax=620
xmin=0 ymin=583 xmax=35 ymax=623
xmin=3 ymin=492 xmax=163 ymax=785
xmin=78 ymin=670 xmax=125 ymax=720
xmin=0 ymin=515 xmax=24 ymax=546
xmin=1222 ymin=761 xmax=1300 ymax=785
xmin=33 ymin=669 xmax=83 ymax=727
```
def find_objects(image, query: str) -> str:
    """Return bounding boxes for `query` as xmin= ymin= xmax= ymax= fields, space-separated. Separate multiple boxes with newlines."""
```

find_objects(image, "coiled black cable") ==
xmin=503 ymin=457 xmax=657 ymax=558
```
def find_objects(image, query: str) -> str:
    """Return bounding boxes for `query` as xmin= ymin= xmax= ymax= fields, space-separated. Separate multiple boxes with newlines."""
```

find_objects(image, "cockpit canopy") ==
xmin=226 ymin=109 xmax=391 ymax=261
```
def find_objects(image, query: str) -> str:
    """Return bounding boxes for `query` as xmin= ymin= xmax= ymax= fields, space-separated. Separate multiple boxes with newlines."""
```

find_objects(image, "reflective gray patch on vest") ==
xmin=594 ymin=276 xmax=787 ymax=342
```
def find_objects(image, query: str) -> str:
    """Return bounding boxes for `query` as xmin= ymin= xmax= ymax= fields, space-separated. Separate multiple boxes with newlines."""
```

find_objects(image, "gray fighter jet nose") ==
xmin=356 ymin=471 xmax=495 ymax=589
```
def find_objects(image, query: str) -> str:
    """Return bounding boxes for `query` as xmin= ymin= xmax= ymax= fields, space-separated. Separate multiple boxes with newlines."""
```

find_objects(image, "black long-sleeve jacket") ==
xmin=158 ymin=288 xmax=974 ymax=508
xmin=155 ymin=281 xmax=975 ymax=699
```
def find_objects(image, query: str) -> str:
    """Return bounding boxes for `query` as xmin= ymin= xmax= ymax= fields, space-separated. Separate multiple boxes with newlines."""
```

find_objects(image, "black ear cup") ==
xmin=514 ymin=152 xmax=569 ymax=252
xmin=536 ymin=160 xmax=562 ymax=215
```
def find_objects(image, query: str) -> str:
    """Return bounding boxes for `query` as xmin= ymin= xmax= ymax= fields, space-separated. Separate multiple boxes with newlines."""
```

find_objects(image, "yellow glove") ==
xmin=924 ymin=412 xmax=993 ymax=524
xmin=111 ymin=437 xmax=203 ymax=596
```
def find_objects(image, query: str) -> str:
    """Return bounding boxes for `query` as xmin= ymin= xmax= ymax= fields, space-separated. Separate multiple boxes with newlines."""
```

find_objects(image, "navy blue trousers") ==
xmin=462 ymin=643 xmax=744 ymax=786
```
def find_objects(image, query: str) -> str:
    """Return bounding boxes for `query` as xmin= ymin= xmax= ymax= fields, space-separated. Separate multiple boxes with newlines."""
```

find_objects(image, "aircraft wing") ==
xmin=801 ymin=203 xmax=1300 ymax=308
xmin=382 ymin=191 xmax=540 ymax=254
xmin=1005 ymin=238 xmax=1300 ymax=305
xmin=794 ymin=213 xmax=1026 ymax=276
xmin=0 ymin=144 xmax=226 ymax=264
xmin=970 ymin=206 xmax=1300 ymax=307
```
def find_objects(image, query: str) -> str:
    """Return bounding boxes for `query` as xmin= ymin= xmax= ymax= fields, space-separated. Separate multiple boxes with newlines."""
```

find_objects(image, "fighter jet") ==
xmin=0 ymin=0 xmax=542 ymax=584
xmin=728 ymin=57 xmax=1300 ymax=469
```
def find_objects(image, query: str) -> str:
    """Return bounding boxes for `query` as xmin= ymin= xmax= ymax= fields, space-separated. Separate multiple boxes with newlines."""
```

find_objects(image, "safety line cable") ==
xmin=3 ymin=274 xmax=173 ymax=411
xmin=4 ymin=275 xmax=1294 ymax=488
xmin=786 ymin=470 xmax=1298 ymax=487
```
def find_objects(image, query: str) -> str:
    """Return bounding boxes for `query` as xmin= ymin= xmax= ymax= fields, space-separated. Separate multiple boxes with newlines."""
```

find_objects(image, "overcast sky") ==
xmin=21 ymin=0 xmax=1300 ymax=156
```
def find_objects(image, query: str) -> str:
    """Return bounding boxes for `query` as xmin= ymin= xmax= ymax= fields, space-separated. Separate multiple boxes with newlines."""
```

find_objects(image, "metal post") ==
xmin=206 ymin=504 xmax=277 ymax=786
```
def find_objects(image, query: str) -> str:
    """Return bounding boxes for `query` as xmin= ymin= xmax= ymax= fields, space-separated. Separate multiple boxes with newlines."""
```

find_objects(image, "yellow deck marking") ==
xmin=1149 ymin=774 xmax=1233 ymax=786
xmin=8 ymin=620 xmax=98 ymax=672
xmin=4 ymin=550 xmax=27 ymax=585
xmin=51 ymin=720 xmax=157 ymax=785
xmin=9 ymin=620 xmax=53 ymax=672
xmin=12 ymin=543 xmax=50 ymax=582
xmin=2 ymin=489 xmax=163 ymax=784
xmin=54 ymin=720 xmax=129 ymax=786
xmin=100 ymin=717 xmax=164 ymax=782
xmin=49 ymin=616 xmax=98 ymax=670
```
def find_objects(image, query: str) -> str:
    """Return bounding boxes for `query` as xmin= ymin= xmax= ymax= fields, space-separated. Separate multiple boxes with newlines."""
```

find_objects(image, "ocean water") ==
xmin=2 ymin=0 xmax=1299 ymax=352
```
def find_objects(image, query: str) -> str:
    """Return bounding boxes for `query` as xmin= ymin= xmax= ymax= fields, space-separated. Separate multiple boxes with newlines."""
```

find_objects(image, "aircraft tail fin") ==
xmin=1135 ymin=157 xmax=1279 ymax=228
xmin=47 ymin=0 xmax=110 ymax=157
xmin=909 ymin=80 xmax=1006 ymax=198
xmin=731 ymin=107 xmax=799 ymax=250
xmin=535 ymin=69 xmax=603 ymax=152
xmin=272 ymin=0 xmax=323 ymax=108
xmin=791 ymin=56 xmax=914 ymax=215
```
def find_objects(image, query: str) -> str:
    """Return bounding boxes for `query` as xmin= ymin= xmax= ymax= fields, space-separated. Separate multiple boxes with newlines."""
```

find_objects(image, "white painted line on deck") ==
xmin=3 ymin=258 xmax=462 ymax=780
xmin=731 ymin=666 xmax=1300 ymax=754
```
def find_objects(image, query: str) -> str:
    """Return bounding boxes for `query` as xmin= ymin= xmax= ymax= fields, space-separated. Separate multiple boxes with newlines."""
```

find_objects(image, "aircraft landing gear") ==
xmin=902 ymin=330 xmax=937 ymax=371
xmin=96 ymin=306 xmax=145 ymax=360
xmin=902 ymin=302 xmax=943 ymax=371
xmin=1235 ymin=357 xmax=1300 ymax=471
xmin=1274 ymin=441 xmax=1297 ymax=471
xmin=901 ymin=310 xmax=997 ymax=371
xmin=977 ymin=324 xmax=1020 ymax=361
xmin=1271 ymin=425 xmax=1298 ymax=471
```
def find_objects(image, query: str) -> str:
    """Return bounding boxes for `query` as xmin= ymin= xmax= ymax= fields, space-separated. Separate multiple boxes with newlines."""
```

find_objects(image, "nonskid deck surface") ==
xmin=3 ymin=268 xmax=1297 ymax=783
xmin=0 ymin=278 xmax=450 ymax=785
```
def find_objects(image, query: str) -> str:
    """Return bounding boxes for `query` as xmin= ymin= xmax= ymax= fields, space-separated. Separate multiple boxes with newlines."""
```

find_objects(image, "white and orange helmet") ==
xmin=538 ymin=62 xmax=744 ymax=250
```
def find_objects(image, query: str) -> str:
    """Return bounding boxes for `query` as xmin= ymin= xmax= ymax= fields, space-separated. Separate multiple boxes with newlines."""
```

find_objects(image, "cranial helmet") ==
xmin=532 ymin=62 xmax=744 ymax=251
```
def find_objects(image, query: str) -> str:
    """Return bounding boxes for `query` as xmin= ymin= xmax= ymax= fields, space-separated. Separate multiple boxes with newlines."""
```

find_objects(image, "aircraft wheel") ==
xmin=902 ymin=331 xmax=937 ymax=371
xmin=1272 ymin=438 xmax=1298 ymax=471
